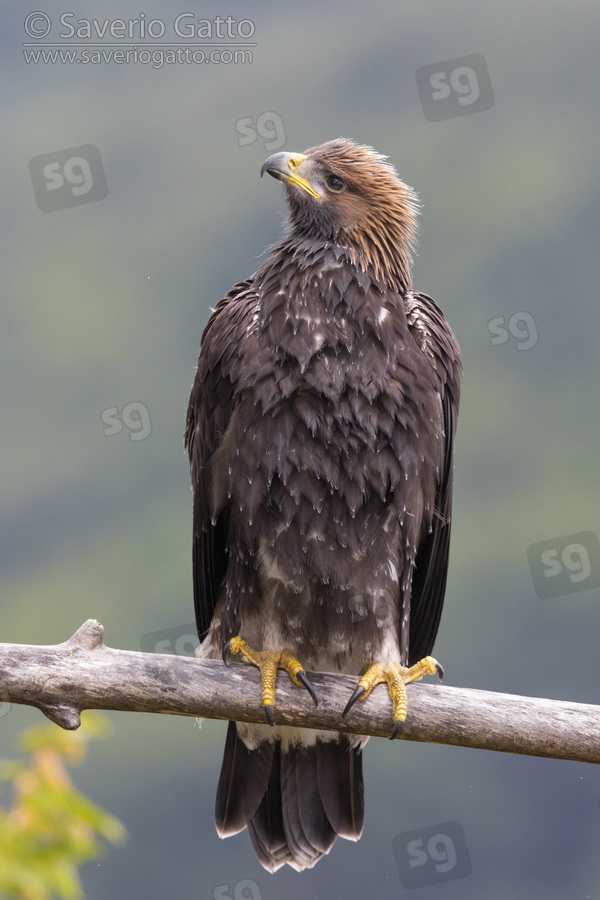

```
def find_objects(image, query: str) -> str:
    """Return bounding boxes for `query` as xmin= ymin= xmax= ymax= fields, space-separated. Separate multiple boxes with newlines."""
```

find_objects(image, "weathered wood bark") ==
xmin=0 ymin=619 xmax=598 ymax=764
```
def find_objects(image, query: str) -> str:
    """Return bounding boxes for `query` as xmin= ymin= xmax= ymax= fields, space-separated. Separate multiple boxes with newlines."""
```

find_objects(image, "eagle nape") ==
xmin=223 ymin=636 xmax=318 ymax=725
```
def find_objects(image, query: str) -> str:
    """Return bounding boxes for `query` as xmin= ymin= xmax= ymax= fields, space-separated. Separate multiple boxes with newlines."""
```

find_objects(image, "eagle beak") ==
xmin=261 ymin=151 xmax=320 ymax=199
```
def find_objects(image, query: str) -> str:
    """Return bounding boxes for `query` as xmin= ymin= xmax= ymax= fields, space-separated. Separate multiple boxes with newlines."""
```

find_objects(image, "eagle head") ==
xmin=261 ymin=137 xmax=419 ymax=288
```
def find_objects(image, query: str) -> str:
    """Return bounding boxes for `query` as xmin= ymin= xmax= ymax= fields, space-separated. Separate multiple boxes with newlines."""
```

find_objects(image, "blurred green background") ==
xmin=3 ymin=0 xmax=600 ymax=896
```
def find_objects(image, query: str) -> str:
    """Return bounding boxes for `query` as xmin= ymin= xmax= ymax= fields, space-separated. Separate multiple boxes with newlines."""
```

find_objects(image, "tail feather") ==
xmin=288 ymin=744 xmax=336 ymax=856
xmin=281 ymin=741 xmax=336 ymax=869
xmin=215 ymin=721 xmax=274 ymax=835
xmin=279 ymin=748 xmax=321 ymax=868
xmin=316 ymin=738 xmax=364 ymax=839
xmin=247 ymin=748 xmax=292 ymax=871
xmin=214 ymin=722 xmax=364 ymax=872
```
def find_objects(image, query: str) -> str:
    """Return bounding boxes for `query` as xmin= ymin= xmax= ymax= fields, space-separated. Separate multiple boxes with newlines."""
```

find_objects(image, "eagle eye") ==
xmin=324 ymin=173 xmax=346 ymax=193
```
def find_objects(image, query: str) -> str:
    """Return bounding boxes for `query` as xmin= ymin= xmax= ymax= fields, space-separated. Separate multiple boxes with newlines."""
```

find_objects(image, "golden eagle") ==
xmin=185 ymin=138 xmax=461 ymax=872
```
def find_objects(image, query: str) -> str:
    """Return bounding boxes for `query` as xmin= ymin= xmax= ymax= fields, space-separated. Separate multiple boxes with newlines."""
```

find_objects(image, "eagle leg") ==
xmin=342 ymin=657 xmax=443 ymax=740
xmin=223 ymin=636 xmax=318 ymax=726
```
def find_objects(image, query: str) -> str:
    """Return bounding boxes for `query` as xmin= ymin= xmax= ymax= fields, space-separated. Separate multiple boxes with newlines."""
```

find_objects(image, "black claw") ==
xmin=435 ymin=662 xmax=444 ymax=685
xmin=222 ymin=640 xmax=232 ymax=666
xmin=390 ymin=721 xmax=404 ymax=740
xmin=264 ymin=704 xmax=275 ymax=727
xmin=297 ymin=670 xmax=318 ymax=707
xmin=342 ymin=685 xmax=365 ymax=718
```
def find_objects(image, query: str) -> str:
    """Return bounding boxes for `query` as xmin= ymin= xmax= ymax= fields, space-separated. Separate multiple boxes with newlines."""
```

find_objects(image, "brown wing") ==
xmin=184 ymin=278 xmax=258 ymax=641
xmin=405 ymin=290 xmax=462 ymax=664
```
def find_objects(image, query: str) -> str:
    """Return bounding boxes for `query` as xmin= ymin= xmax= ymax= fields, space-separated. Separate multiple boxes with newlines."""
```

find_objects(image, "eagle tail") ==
xmin=215 ymin=721 xmax=364 ymax=872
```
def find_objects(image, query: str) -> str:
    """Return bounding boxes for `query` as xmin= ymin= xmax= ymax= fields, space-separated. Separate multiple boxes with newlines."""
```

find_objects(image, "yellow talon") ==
xmin=343 ymin=656 xmax=443 ymax=739
xmin=223 ymin=637 xmax=318 ymax=725
xmin=279 ymin=650 xmax=308 ymax=688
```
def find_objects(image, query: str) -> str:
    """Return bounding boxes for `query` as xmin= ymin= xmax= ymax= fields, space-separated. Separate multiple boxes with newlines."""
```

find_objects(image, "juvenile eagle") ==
xmin=185 ymin=138 xmax=461 ymax=872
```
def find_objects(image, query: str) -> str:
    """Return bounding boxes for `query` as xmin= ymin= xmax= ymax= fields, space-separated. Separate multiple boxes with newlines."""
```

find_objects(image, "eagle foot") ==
xmin=342 ymin=656 xmax=443 ymax=740
xmin=223 ymin=636 xmax=318 ymax=726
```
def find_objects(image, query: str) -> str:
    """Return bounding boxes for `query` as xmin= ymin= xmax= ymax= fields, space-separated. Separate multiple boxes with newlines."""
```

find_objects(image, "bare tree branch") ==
xmin=0 ymin=619 xmax=598 ymax=764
